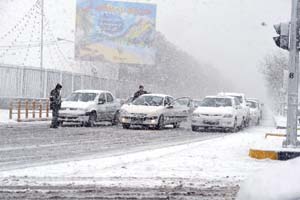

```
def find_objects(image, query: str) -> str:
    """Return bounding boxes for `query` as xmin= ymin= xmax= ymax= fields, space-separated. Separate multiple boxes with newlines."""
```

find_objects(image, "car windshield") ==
xmin=65 ymin=93 xmax=97 ymax=102
xmin=132 ymin=95 xmax=164 ymax=106
xmin=200 ymin=98 xmax=232 ymax=107
xmin=247 ymin=101 xmax=257 ymax=108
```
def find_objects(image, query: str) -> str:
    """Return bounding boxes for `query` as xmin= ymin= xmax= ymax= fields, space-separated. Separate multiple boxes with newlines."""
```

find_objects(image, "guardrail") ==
xmin=9 ymin=99 xmax=50 ymax=122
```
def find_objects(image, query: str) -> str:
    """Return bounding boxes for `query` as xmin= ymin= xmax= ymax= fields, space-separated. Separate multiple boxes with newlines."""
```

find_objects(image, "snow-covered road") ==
xmin=0 ymin=111 xmax=279 ymax=199
xmin=0 ymin=122 xmax=226 ymax=171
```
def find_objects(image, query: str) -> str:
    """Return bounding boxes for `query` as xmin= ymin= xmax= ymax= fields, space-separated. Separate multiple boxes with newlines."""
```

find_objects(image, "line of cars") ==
xmin=57 ymin=90 xmax=263 ymax=132
xmin=191 ymin=93 xmax=263 ymax=132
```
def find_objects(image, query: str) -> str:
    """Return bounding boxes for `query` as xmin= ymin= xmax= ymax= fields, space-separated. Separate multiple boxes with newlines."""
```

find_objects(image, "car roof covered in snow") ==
xmin=218 ymin=92 xmax=245 ymax=97
xmin=141 ymin=93 xmax=171 ymax=98
xmin=247 ymin=98 xmax=259 ymax=102
xmin=205 ymin=95 xmax=235 ymax=100
xmin=73 ymin=90 xmax=112 ymax=94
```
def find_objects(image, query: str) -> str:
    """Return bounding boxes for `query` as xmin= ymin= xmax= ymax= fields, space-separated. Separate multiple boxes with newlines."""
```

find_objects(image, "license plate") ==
xmin=203 ymin=120 xmax=219 ymax=125
xmin=131 ymin=118 xmax=143 ymax=124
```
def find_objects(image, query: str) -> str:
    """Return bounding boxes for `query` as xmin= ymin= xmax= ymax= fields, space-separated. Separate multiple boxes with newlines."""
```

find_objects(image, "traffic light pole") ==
xmin=283 ymin=0 xmax=300 ymax=148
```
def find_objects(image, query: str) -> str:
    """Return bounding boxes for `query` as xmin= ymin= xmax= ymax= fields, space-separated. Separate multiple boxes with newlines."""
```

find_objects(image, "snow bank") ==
xmin=237 ymin=157 xmax=300 ymax=200
xmin=0 ymin=109 xmax=51 ymax=125
xmin=273 ymin=115 xmax=300 ymax=129
xmin=0 ymin=109 xmax=15 ymax=123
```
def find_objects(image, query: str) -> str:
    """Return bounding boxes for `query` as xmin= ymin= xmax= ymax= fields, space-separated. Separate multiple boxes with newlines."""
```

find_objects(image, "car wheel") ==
xmin=58 ymin=121 xmax=63 ymax=127
xmin=86 ymin=112 xmax=97 ymax=127
xmin=229 ymin=118 xmax=238 ymax=133
xmin=112 ymin=111 xmax=120 ymax=126
xmin=246 ymin=117 xmax=250 ymax=127
xmin=191 ymin=125 xmax=198 ymax=132
xmin=122 ymin=123 xmax=130 ymax=129
xmin=173 ymin=122 xmax=180 ymax=128
xmin=256 ymin=118 xmax=260 ymax=126
xmin=156 ymin=115 xmax=165 ymax=130
xmin=241 ymin=117 xmax=247 ymax=129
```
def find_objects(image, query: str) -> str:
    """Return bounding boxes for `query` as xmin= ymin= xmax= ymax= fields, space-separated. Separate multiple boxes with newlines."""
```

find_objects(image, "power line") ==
xmin=0 ymin=0 xmax=41 ymax=61
xmin=43 ymin=16 xmax=74 ymax=70
xmin=0 ymin=0 xmax=40 ymax=42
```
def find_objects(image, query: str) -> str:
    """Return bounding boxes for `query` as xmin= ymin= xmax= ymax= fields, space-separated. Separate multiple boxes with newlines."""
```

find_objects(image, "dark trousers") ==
xmin=51 ymin=108 xmax=59 ymax=128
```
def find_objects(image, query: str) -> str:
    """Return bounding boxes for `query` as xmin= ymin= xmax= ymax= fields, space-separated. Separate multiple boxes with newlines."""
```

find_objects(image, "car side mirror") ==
xmin=98 ymin=99 xmax=105 ymax=104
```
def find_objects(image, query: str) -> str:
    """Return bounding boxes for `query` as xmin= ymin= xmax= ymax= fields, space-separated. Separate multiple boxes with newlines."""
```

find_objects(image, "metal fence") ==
xmin=0 ymin=65 xmax=154 ymax=99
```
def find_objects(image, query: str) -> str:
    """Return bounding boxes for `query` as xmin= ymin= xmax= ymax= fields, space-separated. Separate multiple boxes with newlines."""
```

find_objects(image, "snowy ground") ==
xmin=273 ymin=114 xmax=300 ymax=129
xmin=0 ymin=109 xmax=51 ymax=126
xmin=0 ymin=126 xmax=281 ymax=186
xmin=0 ymin=108 xmax=291 ymax=199
xmin=0 ymin=109 xmax=14 ymax=124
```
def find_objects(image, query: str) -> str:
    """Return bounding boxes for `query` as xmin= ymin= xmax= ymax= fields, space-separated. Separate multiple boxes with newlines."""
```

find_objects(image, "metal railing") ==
xmin=9 ymin=98 xmax=50 ymax=122
xmin=0 ymin=64 xmax=156 ymax=100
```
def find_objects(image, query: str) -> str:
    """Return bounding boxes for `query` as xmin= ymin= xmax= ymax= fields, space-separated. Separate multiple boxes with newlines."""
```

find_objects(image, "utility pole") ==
xmin=283 ymin=0 xmax=300 ymax=148
xmin=40 ymin=0 xmax=44 ymax=98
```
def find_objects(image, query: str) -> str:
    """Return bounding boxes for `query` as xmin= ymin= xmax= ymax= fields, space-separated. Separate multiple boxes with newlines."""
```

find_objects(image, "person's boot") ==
xmin=50 ymin=124 xmax=58 ymax=128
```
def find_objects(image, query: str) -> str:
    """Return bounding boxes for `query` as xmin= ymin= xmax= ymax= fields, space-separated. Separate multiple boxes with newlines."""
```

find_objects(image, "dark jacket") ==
xmin=50 ymin=89 xmax=62 ymax=110
xmin=133 ymin=90 xmax=147 ymax=101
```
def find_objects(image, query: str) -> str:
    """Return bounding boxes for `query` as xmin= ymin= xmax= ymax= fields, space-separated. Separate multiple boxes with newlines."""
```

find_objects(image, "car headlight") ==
xmin=223 ymin=114 xmax=233 ymax=118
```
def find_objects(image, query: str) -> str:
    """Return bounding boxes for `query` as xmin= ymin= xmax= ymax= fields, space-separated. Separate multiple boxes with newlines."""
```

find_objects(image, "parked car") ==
xmin=191 ymin=95 xmax=244 ymax=132
xmin=246 ymin=100 xmax=260 ymax=125
xmin=119 ymin=94 xmax=191 ymax=129
xmin=218 ymin=92 xmax=250 ymax=127
xmin=58 ymin=90 xmax=121 ymax=127
xmin=247 ymin=98 xmax=263 ymax=119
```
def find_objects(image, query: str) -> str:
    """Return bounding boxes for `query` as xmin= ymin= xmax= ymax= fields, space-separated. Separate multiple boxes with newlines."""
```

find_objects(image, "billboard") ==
xmin=76 ymin=0 xmax=157 ymax=65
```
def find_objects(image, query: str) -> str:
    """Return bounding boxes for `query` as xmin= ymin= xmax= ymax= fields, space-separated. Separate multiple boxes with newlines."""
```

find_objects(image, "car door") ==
xmin=163 ymin=96 xmax=175 ymax=123
xmin=234 ymin=98 xmax=243 ymax=126
xmin=96 ymin=93 xmax=107 ymax=121
xmin=171 ymin=97 xmax=191 ymax=122
xmin=105 ymin=92 xmax=117 ymax=120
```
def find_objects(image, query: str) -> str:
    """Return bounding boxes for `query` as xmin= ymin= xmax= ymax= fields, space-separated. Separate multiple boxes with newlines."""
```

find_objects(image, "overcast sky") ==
xmin=0 ymin=0 xmax=291 ymax=100
xmin=146 ymin=0 xmax=290 ymax=100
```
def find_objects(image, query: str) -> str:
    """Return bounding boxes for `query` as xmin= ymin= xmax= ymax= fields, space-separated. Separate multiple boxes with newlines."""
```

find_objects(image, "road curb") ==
xmin=249 ymin=149 xmax=300 ymax=160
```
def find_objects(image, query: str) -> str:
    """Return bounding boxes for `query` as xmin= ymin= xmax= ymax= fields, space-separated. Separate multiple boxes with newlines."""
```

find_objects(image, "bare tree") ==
xmin=260 ymin=52 xmax=288 ymax=111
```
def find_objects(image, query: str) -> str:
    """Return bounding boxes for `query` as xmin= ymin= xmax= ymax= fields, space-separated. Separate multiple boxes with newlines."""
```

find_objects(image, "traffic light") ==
xmin=273 ymin=23 xmax=290 ymax=50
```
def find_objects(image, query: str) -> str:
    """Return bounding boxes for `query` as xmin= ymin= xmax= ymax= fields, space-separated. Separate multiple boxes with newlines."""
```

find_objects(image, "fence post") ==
xmin=39 ymin=100 xmax=42 ymax=118
xmin=17 ymin=100 xmax=21 ymax=122
xmin=46 ymin=100 xmax=49 ymax=118
xmin=25 ymin=100 xmax=29 ymax=119
xmin=9 ymin=102 xmax=13 ymax=120
xmin=32 ymin=100 xmax=36 ymax=118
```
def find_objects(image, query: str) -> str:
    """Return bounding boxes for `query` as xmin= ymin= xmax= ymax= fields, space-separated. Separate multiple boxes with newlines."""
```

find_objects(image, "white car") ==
xmin=191 ymin=96 xmax=244 ymax=132
xmin=119 ymin=94 xmax=191 ymax=129
xmin=247 ymin=98 xmax=263 ymax=119
xmin=218 ymin=92 xmax=250 ymax=127
xmin=246 ymin=100 xmax=260 ymax=125
xmin=58 ymin=90 xmax=121 ymax=126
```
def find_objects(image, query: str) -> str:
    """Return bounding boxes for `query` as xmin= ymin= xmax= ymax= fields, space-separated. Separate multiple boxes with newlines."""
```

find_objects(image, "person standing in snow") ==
xmin=49 ymin=83 xmax=62 ymax=128
xmin=132 ymin=85 xmax=148 ymax=101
